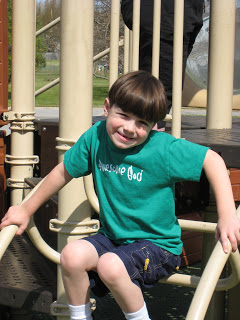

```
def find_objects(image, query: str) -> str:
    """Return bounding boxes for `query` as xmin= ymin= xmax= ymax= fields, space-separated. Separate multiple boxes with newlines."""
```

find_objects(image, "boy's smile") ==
xmin=104 ymin=99 xmax=154 ymax=149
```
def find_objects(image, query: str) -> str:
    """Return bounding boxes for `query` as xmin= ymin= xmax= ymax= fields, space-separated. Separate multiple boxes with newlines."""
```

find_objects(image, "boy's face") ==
xmin=104 ymin=98 xmax=154 ymax=149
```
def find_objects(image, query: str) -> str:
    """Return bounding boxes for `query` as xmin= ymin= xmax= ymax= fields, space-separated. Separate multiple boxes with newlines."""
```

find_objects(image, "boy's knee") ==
xmin=60 ymin=240 xmax=96 ymax=273
xmin=61 ymin=242 xmax=81 ymax=272
xmin=97 ymin=253 xmax=124 ymax=284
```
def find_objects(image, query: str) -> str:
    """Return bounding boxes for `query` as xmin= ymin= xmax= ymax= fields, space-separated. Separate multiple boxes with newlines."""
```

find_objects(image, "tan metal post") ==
xmin=129 ymin=30 xmax=133 ymax=72
xmin=6 ymin=0 xmax=37 ymax=206
xmin=152 ymin=0 xmax=161 ymax=78
xmin=109 ymin=0 xmax=120 ymax=88
xmin=203 ymin=2 xmax=236 ymax=318
xmin=123 ymin=25 xmax=130 ymax=74
xmin=52 ymin=1 xmax=94 ymax=319
xmin=171 ymin=0 xmax=184 ymax=138
xmin=206 ymin=0 xmax=236 ymax=129
xmin=131 ymin=0 xmax=140 ymax=71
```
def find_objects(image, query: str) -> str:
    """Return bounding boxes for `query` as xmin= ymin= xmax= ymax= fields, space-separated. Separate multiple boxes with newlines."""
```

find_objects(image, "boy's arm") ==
xmin=203 ymin=150 xmax=240 ymax=253
xmin=0 ymin=161 xmax=73 ymax=236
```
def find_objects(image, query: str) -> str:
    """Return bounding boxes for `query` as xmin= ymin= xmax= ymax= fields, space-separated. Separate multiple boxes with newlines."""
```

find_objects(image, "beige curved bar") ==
xmin=23 ymin=177 xmax=61 ymax=264
xmin=179 ymin=218 xmax=216 ymax=233
xmin=0 ymin=177 xmax=60 ymax=264
xmin=0 ymin=225 xmax=18 ymax=260
xmin=83 ymin=175 xmax=100 ymax=214
xmin=186 ymin=205 xmax=240 ymax=320
xmin=27 ymin=217 xmax=60 ymax=265
xmin=159 ymin=209 xmax=240 ymax=293
xmin=186 ymin=241 xmax=231 ymax=320
xmin=159 ymin=242 xmax=240 ymax=291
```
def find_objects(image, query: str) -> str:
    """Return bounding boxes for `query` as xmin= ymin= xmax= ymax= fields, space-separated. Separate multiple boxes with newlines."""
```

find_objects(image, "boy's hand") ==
xmin=216 ymin=213 xmax=240 ymax=253
xmin=0 ymin=205 xmax=31 ymax=236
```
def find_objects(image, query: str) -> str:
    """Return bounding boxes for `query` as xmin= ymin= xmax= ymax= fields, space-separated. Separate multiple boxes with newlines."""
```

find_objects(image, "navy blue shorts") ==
xmin=83 ymin=233 xmax=181 ymax=297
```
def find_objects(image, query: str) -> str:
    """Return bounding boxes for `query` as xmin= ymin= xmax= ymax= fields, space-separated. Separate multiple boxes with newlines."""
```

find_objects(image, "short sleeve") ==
xmin=167 ymin=138 xmax=209 ymax=183
xmin=64 ymin=131 xmax=92 ymax=178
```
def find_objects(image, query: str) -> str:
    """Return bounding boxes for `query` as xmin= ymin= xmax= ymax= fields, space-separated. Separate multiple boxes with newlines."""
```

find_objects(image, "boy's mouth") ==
xmin=117 ymin=131 xmax=134 ymax=142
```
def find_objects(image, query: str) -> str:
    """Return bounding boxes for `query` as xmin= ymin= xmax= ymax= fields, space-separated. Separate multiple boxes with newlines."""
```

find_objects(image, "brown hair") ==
xmin=108 ymin=70 xmax=167 ymax=123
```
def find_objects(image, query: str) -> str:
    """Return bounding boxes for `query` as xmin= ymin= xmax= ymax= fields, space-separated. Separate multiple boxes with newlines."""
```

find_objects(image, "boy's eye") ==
xmin=119 ymin=112 xmax=128 ymax=118
xmin=139 ymin=120 xmax=150 ymax=127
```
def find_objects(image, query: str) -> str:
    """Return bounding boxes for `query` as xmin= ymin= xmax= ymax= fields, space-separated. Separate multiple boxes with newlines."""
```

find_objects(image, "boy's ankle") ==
xmin=68 ymin=302 xmax=93 ymax=320
xmin=123 ymin=302 xmax=151 ymax=320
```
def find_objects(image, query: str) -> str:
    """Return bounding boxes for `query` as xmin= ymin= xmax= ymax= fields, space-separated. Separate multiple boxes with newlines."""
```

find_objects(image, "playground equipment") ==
xmin=183 ymin=1 xmax=240 ymax=110
xmin=0 ymin=0 xmax=239 ymax=319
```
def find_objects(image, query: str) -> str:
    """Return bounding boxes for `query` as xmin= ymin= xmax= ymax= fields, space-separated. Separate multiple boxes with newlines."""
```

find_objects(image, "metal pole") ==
xmin=171 ymin=0 xmax=184 ymax=138
xmin=109 ymin=0 xmax=120 ymax=88
xmin=8 ymin=0 xmax=37 ymax=206
xmin=152 ymin=0 xmax=161 ymax=78
xmin=123 ymin=25 xmax=130 ymax=74
xmin=54 ymin=1 xmax=93 ymax=319
xmin=206 ymin=0 xmax=236 ymax=129
xmin=129 ymin=30 xmax=133 ymax=72
xmin=36 ymin=17 xmax=60 ymax=37
xmin=131 ymin=0 xmax=140 ymax=71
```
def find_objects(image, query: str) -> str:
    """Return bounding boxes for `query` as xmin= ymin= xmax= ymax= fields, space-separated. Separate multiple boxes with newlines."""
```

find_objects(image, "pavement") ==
xmin=33 ymin=107 xmax=240 ymax=120
xmin=1 ymin=106 xmax=238 ymax=136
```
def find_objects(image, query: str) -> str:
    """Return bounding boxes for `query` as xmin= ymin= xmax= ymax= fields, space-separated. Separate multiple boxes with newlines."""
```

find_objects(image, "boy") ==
xmin=1 ymin=71 xmax=240 ymax=320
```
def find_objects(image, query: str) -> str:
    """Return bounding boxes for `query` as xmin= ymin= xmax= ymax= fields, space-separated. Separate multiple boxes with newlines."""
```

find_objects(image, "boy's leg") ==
xmin=96 ymin=240 xmax=180 ymax=319
xmin=97 ymin=252 xmax=151 ymax=319
xmin=60 ymin=239 xmax=99 ymax=305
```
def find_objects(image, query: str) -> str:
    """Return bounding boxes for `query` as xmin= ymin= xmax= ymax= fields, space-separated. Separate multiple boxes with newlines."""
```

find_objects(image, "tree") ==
xmin=36 ymin=0 xmax=60 ymax=53
xmin=94 ymin=0 xmax=124 ymax=74
xmin=8 ymin=0 xmax=48 ymax=80
xmin=36 ymin=17 xmax=47 ymax=68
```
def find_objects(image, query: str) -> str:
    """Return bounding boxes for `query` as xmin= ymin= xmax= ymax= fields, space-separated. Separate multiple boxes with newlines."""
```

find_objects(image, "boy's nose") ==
xmin=124 ymin=120 xmax=136 ymax=133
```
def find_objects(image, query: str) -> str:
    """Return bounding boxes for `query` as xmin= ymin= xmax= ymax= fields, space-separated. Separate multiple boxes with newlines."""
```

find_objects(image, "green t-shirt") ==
xmin=64 ymin=120 xmax=209 ymax=255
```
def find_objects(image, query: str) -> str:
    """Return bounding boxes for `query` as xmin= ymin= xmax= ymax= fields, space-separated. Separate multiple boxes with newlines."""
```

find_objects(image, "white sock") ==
xmin=68 ymin=302 xmax=93 ymax=320
xmin=123 ymin=302 xmax=151 ymax=320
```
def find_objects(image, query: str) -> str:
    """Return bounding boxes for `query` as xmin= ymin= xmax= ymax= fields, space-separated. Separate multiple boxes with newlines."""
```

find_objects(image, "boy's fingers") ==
xmin=221 ymin=239 xmax=229 ymax=254
xmin=1 ymin=216 xmax=20 ymax=230
xmin=236 ymin=229 xmax=240 ymax=244
xmin=221 ymin=233 xmax=239 ymax=253
xmin=1 ymin=214 xmax=8 ymax=222
xmin=0 ymin=220 xmax=9 ymax=229
xmin=219 ymin=231 xmax=230 ymax=254
xmin=16 ymin=228 xmax=24 ymax=236
xmin=230 ymin=233 xmax=239 ymax=252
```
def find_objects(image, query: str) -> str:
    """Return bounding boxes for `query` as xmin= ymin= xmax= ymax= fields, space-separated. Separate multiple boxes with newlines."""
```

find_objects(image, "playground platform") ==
xmin=32 ymin=263 xmax=202 ymax=320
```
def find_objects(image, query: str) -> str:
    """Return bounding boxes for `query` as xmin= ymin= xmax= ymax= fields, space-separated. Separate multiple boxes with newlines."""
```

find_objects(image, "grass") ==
xmin=93 ymin=77 xmax=109 ymax=108
xmin=8 ymin=60 xmax=109 ymax=108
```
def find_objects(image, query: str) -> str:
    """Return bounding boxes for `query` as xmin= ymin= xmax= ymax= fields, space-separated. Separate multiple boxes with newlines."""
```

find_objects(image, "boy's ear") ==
xmin=104 ymin=98 xmax=110 ymax=117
